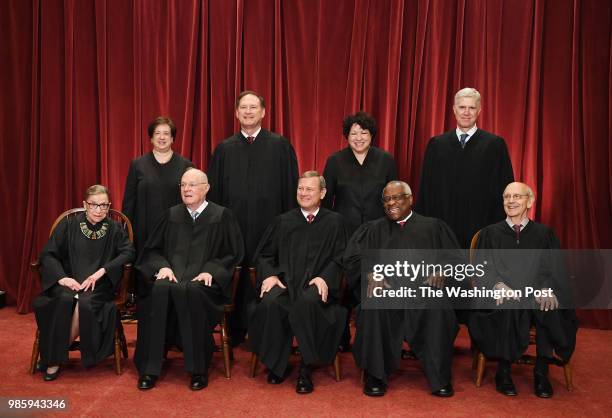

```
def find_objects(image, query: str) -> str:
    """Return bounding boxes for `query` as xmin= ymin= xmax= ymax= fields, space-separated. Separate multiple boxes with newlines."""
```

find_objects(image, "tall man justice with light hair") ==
xmin=415 ymin=87 xmax=514 ymax=249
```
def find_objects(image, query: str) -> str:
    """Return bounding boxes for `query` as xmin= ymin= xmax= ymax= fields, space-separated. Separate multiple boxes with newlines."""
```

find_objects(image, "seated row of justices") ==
xmin=120 ymin=86 xmax=512 ymax=351
xmin=34 ymin=174 xmax=576 ymax=401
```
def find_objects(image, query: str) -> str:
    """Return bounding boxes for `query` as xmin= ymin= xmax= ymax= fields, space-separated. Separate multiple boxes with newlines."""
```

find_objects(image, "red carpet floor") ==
xmin=1 ymin=308 xmax=611 ymax=417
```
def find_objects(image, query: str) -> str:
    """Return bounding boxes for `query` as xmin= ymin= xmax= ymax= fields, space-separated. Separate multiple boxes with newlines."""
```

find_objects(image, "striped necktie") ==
xmin=459 ymin=133 xmax=468 ymax=148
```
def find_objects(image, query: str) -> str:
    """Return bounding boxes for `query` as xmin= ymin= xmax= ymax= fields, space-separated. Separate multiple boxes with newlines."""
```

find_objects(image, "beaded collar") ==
xmin=79 ymin=221 xmax=109 ymax=240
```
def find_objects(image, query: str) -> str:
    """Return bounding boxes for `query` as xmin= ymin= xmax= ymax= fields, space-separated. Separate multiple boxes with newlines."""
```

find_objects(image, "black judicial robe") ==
xmin=207 ymin=129 xmax=298 ymax=337
xmin=33 ymin=213 xmax=134 ymax=367
xmin=343 ymin=212 xmax=460 ymax=391
xmin=134 ymin=202 xmax=244 ymax=376
xmin=468 ymin=221 xmax=578 ymax=363
xmin=415 ymin=129 xmax=514 ymax=248
xmin=122 ymin=152 xmax=193 ymax=256
xmin=207 ymin=129 xmax=298 ymax=262
xmin=248 ymin=208 xmax=349 ymax=377
xmin=322 ymin=147 xmax=397 ymax=234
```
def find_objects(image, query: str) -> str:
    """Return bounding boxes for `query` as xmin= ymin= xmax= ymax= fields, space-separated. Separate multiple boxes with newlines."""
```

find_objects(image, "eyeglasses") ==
xmin=503 ymin=193 xmax=530 ymax=201
xmin=381 ymin=194 xmax=411 ymax=203
xmin=86 ymin=202 xmax=111 ymax=211
xmin=179 ymin=182 xmax=207 ymax=189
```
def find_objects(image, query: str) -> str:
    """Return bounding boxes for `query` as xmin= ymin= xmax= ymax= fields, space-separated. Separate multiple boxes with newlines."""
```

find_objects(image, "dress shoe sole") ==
xmin=43 ymin=370 xmax=60 ymax=382
xmin=363 ymin=388 xmax=386 ymax=397
xmin=496 ymin=388 xmax=518 ymax=396
xmin=431 ymin=391 xmax=454 ymax=398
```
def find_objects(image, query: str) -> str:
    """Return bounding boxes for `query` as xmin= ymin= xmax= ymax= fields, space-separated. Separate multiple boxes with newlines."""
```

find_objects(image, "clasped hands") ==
xmin=493 ymin=282 xmax=558 ymax=311
xmin=58 ymin=268 xmax=106 ymax=292
xmin=366 ymin=273 xmax=445 ymax=298
xmin=155 ymin=267 xmax=214 ymax=286
xmin=260 ymin=275 xmax=329 ymax=302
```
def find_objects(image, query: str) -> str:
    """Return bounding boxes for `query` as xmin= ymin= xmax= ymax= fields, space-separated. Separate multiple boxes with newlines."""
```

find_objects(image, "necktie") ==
xmin=398 ymin=221 xmax=406 ymax=228
xmin=246 ymin=136 xmax=254 ymax=144
xmin=459 ymin=133 xmax=468 ymax=148
xmin=307 ymin=214 xmax=315 ymax=224
xmin=512 ymin=224 xmax=521 ymax=243
xmin=191 ymin=211 xmax=199 ymax=223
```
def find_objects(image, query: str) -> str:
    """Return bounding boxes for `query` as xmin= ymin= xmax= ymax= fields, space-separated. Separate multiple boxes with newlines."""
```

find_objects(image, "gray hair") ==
xmin=454 ymin=87 xmax=481 ymax=105
xmin=299 ymin=170 xmax=326 ymax=189
xmin=382 ymin=181 xmax=412 ymax=197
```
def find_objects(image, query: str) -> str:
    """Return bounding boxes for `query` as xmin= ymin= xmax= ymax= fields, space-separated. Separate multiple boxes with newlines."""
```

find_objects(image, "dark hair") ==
xmin=235 ymin=91 xmax=266 ymax=109
xmin=342 ymin=112 xmax=377 ymax=140
xmin=147 ymin=116 xmax=177 ymax=139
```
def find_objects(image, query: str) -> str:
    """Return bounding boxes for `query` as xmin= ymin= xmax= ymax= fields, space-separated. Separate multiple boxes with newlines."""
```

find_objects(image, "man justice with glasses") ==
xmin=344 ymin=181 xmax=461 ymax=397
xmin=134 ymin=168 xmax=244 ymax=391
xmin=468 ymin=182 xmax=577 ymax=398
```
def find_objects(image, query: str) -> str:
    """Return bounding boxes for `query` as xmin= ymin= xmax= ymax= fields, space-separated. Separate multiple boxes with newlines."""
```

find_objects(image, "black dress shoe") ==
xmin=296 ymin=374 xmax=314 ymax=394
xmin=495 ymin=372 xmax=518 ymax=396
xmin=190 ymin=374 xmax=208 ymax=391
xmin=432 ymin=384 xmax=454 ymax=397
xmin=534 ymin=373 xmax=553 ymax=398
xmin=267 ymin=371 xmax=285 ymax=385
xmin=363 ymin=373 xmax=387 ymax=397
xmin=138 ymin=375 xmax=157 ymax=390
xmin=43 ymin=366 xmax=60 ymax=382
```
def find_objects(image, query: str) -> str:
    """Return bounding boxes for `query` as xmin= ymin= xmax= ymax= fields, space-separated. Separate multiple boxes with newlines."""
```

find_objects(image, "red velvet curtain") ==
xmin=1 ymin=0 xmax=611 ymax=326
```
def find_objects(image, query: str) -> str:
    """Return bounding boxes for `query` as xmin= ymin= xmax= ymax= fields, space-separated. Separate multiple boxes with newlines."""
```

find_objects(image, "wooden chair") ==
xmin=29 ymin=208 xmax=133 ymax=375
xmin=218 ymin=266 xmax=242 ymax=378
xmin=247 ymin=267 xmax=341 ymax=381
xmin=469 ymin=230 xmax=573 ymax=390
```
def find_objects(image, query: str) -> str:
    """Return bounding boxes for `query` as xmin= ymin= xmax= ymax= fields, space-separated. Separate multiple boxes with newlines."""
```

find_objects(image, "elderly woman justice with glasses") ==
xmin=33 ymin=185 xmax=134 ymax=381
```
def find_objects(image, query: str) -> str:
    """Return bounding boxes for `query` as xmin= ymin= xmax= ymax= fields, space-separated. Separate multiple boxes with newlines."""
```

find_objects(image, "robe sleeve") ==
xmin=537 ymin=228 xmax=561 ymax=292
xmin=252 ymin=216 xmax=284 ymax=290
xmin=207 ymin=144 xmax=224 ymax=205
xmin=201 ymin=209 xmax=245 ymax=294
xmin=317 ymin=219 xmax=349 ymax=295
xmin=39 ymin=218 xmax=71 ymax=292
xmin=102 ymin=223 xmax=136 ymax=288
xmin=121 ymin=160 xmax=138 ymax=223
xmin=343 ymin=223 xmax=371 ymax=293
xmin=322 ymin=155 xmax=337 ymax=210
xmin=414 ymin=138 xmax=435 ymax=214
xmin=434 ymin=219 xmax=467 ymax=285
xmin=474 ymin=227 xmax=503 ymax=290
xmin=281 ymin=142 xmax=299 ymax=212
xmin=491 ymin=138 xmax=514 ymax=220
xmin=135 ymin=211 xmax=173 ymax=280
